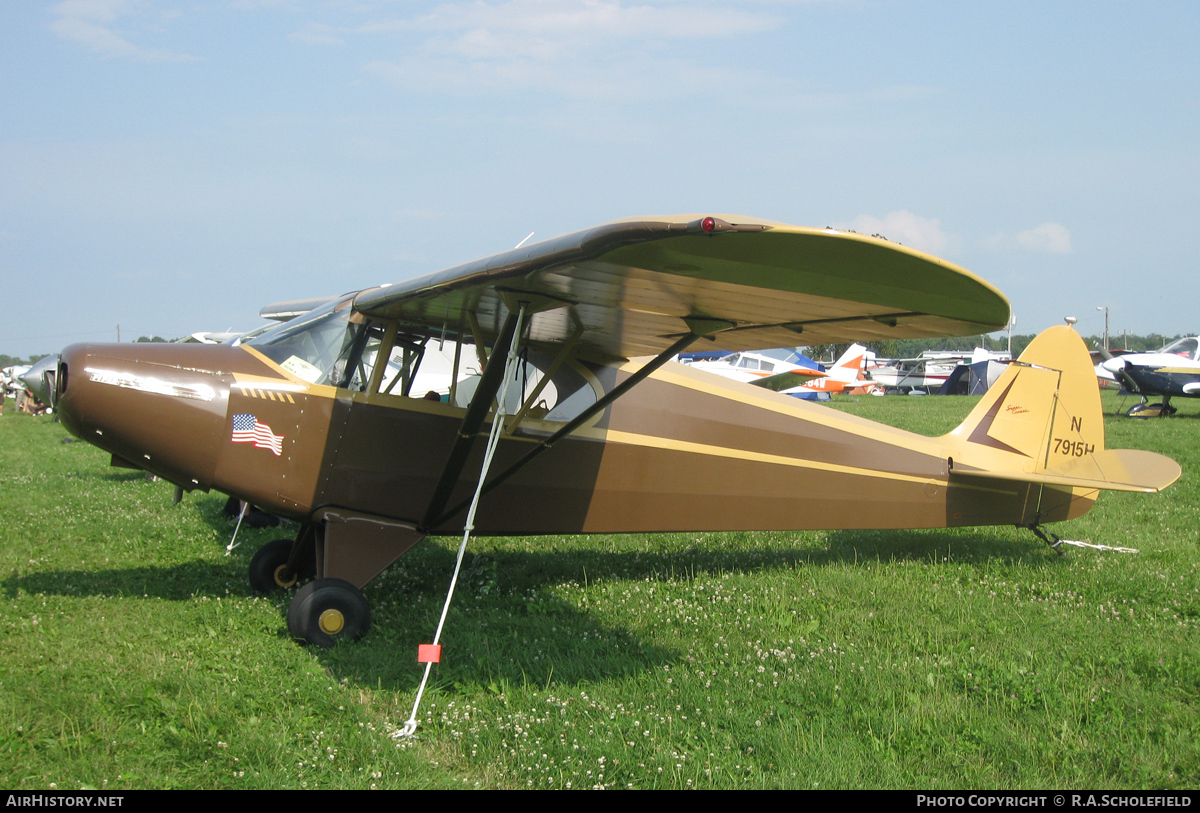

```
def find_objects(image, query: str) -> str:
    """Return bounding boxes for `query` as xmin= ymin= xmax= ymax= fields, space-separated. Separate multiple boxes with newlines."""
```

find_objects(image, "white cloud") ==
xmin=350 ymin=0 xmax=775 ymax=98
xmin=984 ymin=222 xmax=1073 ymax=255
xmin=1016 ymin=222 xmax=1072 ymax=254
xmin=55 ymin=0 xmax=128 ymax=23
xmin=362 ymin=0 xmax=772 ymax=41
xmin=364 ymin=53 xmax=762 ymax=101
xmin=840 ymin=210 xmax=950 ymax=254
xmin=51 ymin=0 xmax=198 ymax=62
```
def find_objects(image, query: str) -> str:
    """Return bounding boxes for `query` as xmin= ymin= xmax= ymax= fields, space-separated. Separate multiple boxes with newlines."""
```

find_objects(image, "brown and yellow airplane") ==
xmin=53 ymin=215 xmax=1180 ymax=647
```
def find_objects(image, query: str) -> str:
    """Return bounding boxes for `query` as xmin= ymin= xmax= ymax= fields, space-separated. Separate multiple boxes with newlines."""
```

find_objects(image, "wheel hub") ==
xmin=318 ymin=609 xmax=345 ymax=635
xmin=273 ymin=564 xmax=298 ymax=588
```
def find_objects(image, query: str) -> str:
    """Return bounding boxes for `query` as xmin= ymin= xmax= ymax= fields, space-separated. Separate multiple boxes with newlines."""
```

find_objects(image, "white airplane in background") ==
xmin=868 ymin=347 xmax=1010 ymax=394
xmin=684 ymin=347 xmax=817 ymax=381
xmin=1096 ymin=336 xmax=1200 ymax=417
xmin=688 ymin=345 xmax=879 ymax=398
xmin=795 ymin=344 xmax=882 ymax=395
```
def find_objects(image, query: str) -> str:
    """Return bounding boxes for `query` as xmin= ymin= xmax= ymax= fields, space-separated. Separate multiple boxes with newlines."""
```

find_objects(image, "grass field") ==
xmin=1 ymin=391 xmax=1196 ymax=789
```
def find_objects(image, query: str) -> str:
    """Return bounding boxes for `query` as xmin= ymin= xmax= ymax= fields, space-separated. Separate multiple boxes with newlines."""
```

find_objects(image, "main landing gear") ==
xmin=248 ymin=537 xmax=316 ymax=592
xmin=246 ymin=516 xmax=425 ymax=647
xmin=247 ymin=528 xmax=368 ymax=648
xmin=286 ymin=578 xmax=371 ymax=648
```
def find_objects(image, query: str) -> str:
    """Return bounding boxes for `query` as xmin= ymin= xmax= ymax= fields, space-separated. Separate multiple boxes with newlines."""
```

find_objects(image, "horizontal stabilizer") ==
xmin=953 ymin=449 xmax=1181 ymax=494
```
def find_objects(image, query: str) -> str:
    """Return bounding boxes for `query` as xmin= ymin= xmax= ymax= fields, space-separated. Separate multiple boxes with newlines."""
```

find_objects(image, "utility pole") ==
xmin=1096 ymin=306 xmax=1109 ymax=350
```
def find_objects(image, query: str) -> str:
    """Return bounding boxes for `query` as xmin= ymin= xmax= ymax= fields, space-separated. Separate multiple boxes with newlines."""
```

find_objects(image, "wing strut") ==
xmin=419 ymin=310 xmax=522 ymax=531
xmin=427 ymin=330 xmax=702 ymax=530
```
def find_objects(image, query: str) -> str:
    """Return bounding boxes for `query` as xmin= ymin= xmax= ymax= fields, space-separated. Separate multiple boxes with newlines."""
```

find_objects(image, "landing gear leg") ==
xmin=248 ymin=526 xmax=318 ymax=593
xmin=1024 ymin=524 xmax=1065 ymax=557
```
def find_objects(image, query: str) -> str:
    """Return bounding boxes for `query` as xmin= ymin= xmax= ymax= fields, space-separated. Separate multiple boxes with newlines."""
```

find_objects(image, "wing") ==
xmin=748 ymin=367 xmax=829 ymax=392
xmin=261 ymin=296 xmax=340 ymax=322
xmin=353 ymin=215 xmax=1010 ymax=360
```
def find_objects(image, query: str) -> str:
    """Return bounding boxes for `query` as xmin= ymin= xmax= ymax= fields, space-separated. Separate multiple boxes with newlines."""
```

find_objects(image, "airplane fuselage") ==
xmin=56 ymin=340 xmax=1091 ymax=542
xmin=1108 ymin=354 xmax=1200 ymax=398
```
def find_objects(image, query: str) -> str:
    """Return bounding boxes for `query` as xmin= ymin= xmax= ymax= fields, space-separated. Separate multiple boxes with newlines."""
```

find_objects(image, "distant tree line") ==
xmin=803 ymin=332 xmax=1196 ymax=364
xmin=0 ymin=353 xmax=50 ymax=368
xmin=2 ymin=337 xmax=168 ymax=369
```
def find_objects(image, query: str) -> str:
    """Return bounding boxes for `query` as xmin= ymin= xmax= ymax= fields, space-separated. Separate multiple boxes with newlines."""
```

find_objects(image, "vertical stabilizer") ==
xmin=946 ymin=326 xmax=1104 ymax=475
xmin=829 ymin=343 xmax=868 ymax=384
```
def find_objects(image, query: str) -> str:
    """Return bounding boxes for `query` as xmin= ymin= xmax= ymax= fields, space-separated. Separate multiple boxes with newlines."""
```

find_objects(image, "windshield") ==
xmin=247 ymin=295 xmax=359 ymax=385
xmin=1159 ymin=337 xmax=1198 ymax=359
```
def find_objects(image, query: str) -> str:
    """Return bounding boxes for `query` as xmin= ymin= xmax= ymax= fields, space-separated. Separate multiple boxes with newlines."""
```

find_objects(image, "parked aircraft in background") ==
xmin=868 ymin=348 xmax=1011 ymax=394
xmin=685 ymin=347 xmax=830 ymax=399
xmin=51 ymin=215 xmax=1179 ymax=648
xmin=686 ymin=344 xmax=881 ymax=399
xmin=2 ymin=366 xmax=30 ymax=398
xmin=790 ymin=344 xmax=882 ymax=396
xmin=19 ymin=355 xmax=59 ymax=407
xmin=1097 ymin=337 xmax=1200 ymax=417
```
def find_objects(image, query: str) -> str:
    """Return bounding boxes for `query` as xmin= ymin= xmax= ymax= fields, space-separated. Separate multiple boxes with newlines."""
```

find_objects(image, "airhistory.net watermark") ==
xmin=5 ymin=796 xmax=124 ymax=808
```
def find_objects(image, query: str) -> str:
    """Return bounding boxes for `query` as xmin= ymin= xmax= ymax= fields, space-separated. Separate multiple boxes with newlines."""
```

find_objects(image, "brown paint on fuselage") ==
xmin=57 ymin=342 xmax=234 ymax=490
xmin=58 ymin=340 xmax=1088 ymax=543
xmin=313 ymin=392 xmax=609 ymax=534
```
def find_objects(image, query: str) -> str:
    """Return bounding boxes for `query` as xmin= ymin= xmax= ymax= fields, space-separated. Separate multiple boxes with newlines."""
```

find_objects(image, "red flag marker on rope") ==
xmin=417 ymin=644 xmax=442 ymax=664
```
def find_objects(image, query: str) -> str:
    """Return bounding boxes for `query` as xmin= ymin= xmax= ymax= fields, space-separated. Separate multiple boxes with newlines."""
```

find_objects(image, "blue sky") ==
xmin=2 ymin=1 xmax=1197 ymax=356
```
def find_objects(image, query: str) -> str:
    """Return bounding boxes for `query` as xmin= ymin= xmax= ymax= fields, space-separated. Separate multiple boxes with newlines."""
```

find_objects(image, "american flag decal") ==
xmin=231 ymin=413 xmax=284 ymax=456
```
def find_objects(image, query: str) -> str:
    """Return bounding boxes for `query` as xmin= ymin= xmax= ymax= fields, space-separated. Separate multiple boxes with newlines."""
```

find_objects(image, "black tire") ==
xmin=248 ymin=538 xmax=315 ymax=593
xmin=287 ymin=578 xmax=370 ymax=647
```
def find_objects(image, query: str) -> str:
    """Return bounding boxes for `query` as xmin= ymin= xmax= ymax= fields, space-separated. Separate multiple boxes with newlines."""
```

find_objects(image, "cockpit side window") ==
xmin=377 ymin=336 xmax=431 ymax=397
xmin=341 ymin=323 xmax=387 ymax=392
xmin=250 ymin=305 xmax=601 ymax=418
xmin=436 ymin=342 xmax=597 ymax=422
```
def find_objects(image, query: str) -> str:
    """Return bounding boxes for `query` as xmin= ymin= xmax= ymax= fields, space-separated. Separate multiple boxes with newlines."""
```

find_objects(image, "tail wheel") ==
xmin=287 ymin=578 xmax=371 ymax=648
xmin=248 ymin=538 xmax=316 ymax=593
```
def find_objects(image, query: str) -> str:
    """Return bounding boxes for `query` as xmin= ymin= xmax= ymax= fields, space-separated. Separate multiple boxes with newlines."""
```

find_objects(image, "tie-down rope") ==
xmin=395 ymin=304 xmax=527 ymax=739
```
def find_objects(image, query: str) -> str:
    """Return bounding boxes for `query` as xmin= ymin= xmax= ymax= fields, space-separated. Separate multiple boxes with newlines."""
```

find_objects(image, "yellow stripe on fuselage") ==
xmin=600 ymin=428 xmax=937 ymax=485
xmin=235 ymin=348 xmax=340 ymax=398
xmin=642 ymin=361 xmax=940 ymax=451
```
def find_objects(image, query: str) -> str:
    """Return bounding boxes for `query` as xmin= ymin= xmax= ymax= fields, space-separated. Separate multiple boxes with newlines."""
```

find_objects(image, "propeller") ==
xmin=1099 ymin=353 xmax=1142 ymax=394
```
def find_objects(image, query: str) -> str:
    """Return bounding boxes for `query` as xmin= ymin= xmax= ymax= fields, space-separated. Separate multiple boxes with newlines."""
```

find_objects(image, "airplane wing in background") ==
xmin=747 ymin=367 xmax=829 ymax=392
xmin=260 ymin=296 xmax=341 ymax=322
